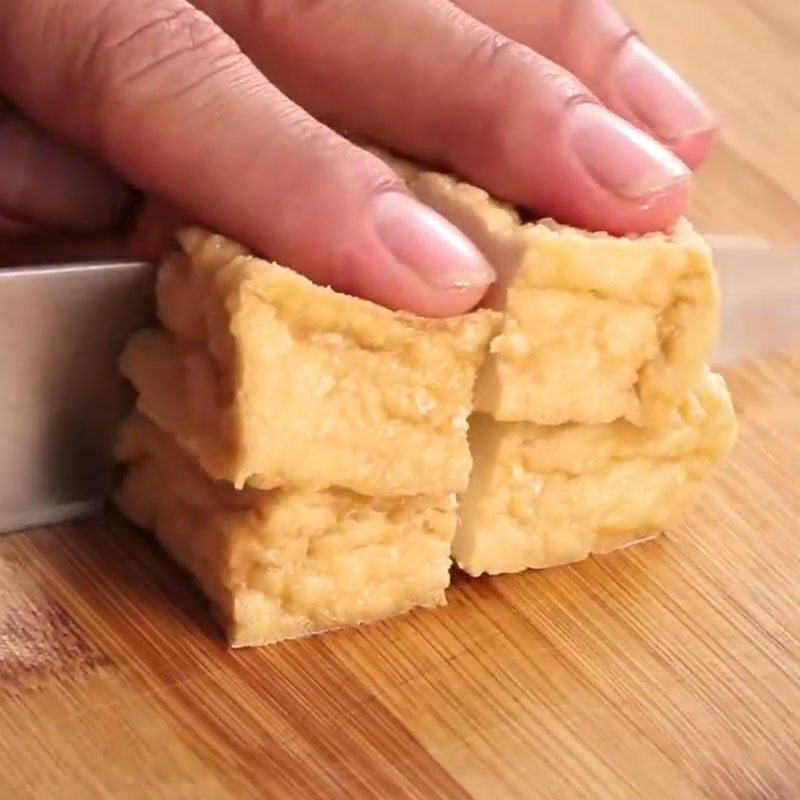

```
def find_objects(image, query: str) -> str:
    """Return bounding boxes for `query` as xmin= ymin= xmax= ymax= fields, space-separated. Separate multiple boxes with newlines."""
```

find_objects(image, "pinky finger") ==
xmin=0 ymin=106 xmax=133 ymax=235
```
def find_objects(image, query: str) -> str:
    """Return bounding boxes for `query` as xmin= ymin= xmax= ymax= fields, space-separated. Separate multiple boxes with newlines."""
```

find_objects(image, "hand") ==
xmin=0 ymin=0 xmax=714 ymax=316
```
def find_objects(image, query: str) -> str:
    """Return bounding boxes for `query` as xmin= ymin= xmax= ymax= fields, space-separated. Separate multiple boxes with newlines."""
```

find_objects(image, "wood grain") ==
xmin=1 ymin=349 xmax=797 ymax=800
xmin=614 ymin=0 xmax=800 ymax=243
xmin=1 ymin=2 xmax=799 ymax=798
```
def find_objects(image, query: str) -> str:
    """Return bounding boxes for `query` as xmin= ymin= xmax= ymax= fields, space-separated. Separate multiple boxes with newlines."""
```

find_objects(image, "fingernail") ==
xmin=569 ymin=102 xmax=690 ymax=203
xmin=614 ymin=38 xmax=716 ymax=144
xmin=373 ymin=192 xmax=496 ymax=289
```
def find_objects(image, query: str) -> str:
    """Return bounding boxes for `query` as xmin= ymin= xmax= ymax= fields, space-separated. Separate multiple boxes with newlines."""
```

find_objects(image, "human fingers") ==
xmin=450 ymin=0 xmax=716 ymax=167
xmin=197 ymin=0 xmax=691 ymax=235
xmin=0 ymin=103 xmax=132 ymax=235
xmin=0 ymin=0 xmax=493 ymax=315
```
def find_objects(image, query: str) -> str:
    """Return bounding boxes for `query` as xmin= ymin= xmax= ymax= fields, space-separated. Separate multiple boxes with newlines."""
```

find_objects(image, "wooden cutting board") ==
xmin=0 ymin=349 xmax=798 ymax=800
xmin=1 ymin=1 xmax=799 ymax=798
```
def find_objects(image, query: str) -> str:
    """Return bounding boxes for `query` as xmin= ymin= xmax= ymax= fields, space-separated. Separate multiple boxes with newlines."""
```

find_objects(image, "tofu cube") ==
xmin=120 ymin=227 xmax=498 ymax=495
xmin=455 ymin=370 xmax=736 ymax=576
xmin=378 ymin=151 xmax=719 ymax=427
xmin=116 ymin=416 xmax=457 ymax=647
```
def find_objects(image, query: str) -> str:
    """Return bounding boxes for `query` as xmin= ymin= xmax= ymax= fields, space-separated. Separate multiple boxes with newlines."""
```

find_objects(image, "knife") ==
xmin=0 ymin=239 xmax=797 ymax=534
xmin=706 ymin=236 xmax=800 ymax=367
xmin=0 ymin=259 xmax=155 ymax=533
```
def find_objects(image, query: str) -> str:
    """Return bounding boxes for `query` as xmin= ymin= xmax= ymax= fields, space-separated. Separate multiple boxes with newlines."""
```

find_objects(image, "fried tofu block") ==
xmin=120 ymin=227 xmax=498 ymax=495
xmin=377 ymin=151 xmax=719 ymax=427
xmin=455 ymin=370 xmax=736 ymax=576
xmin=116 ymin=415 xmax=456 ymax=647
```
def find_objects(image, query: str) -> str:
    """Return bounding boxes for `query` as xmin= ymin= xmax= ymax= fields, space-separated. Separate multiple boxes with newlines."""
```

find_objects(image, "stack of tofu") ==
xmin=116 ymin=156 xmax=736 ymax=647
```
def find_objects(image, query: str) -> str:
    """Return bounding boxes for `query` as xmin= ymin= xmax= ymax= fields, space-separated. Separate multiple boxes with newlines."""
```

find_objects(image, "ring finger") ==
xmin=451 ymin=0 xmax=716 ymax=166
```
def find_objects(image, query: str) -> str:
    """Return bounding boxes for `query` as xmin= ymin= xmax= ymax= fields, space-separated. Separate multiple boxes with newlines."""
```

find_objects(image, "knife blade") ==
xmin=706 ymin=236 xmax=800 ymax=367
xmin=0 ymin=260 xmax=155 ymax=533
xmin=0 ymin=238 xmax=797 ymax=534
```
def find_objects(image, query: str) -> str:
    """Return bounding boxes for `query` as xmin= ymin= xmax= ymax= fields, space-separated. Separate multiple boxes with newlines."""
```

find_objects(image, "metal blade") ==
xmin=709 ymin=236 xmax=800 ymax=367
xmin=0 ymin=260 xmax=155 ymax=533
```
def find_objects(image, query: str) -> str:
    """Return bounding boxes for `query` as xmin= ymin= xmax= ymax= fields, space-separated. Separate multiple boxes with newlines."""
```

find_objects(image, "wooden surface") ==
xmin=615 ymin=0 xmax=800 ymax=244
xmin=2 ymin=2 xmax=800 ymax=799
xmin=1 ymin=356 xmax=799 ymax=800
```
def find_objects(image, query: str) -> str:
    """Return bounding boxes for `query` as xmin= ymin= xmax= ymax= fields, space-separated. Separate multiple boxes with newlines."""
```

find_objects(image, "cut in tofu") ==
xmin=115 ymin=415 xmax=457 ymax=647
xmin=455 ymin=370 xmax=736 ymax=576
xmin=120 ymin=227 xmax=499 ymax=495
xmin=376 ymin=151 xmax=719 ymax=427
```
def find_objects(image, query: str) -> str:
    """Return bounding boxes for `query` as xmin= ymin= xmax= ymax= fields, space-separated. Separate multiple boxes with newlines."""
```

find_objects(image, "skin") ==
xmin=0 ymin=0 xmax=715 ymax=316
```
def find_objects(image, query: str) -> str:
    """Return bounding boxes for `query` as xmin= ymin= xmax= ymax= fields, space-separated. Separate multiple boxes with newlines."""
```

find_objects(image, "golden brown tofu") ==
xmin=120 ymin=227 xmax=498 ymax=495
xmin=455 ymin=370 xmax=736 ymax=576
xmin=376 ymin=151 xmax=719 ymax=427
xmin=116 ymin=415 xmax=457 ymax=647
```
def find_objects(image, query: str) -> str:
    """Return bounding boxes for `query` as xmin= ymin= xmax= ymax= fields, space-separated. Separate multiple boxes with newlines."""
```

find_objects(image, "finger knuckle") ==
xmin=435 ymin=29 xmax=587 ymax=159
xmin=253 ymin=0 xmax=350 ymax=23
xmin=561 ymin=0 xmax=636 ymax=60
xmin=74 ymin=2 xmax=243 ymax=144
xmin=461 ymin=30 xmax=522 ymax=74
xmin=461 ymin=31 xmax=585 ymax=105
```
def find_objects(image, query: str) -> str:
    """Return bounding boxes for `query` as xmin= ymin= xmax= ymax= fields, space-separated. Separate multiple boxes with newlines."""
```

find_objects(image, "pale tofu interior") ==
xmin=476 ymin=289 xmax=660 ymax=425
xmin=455 ymin=370 xmax=737 ymax=576
xmin=116 ymin=416 xmax=456 ymax=647
xmin=120 ymin=228 xmax=498 ymax=496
